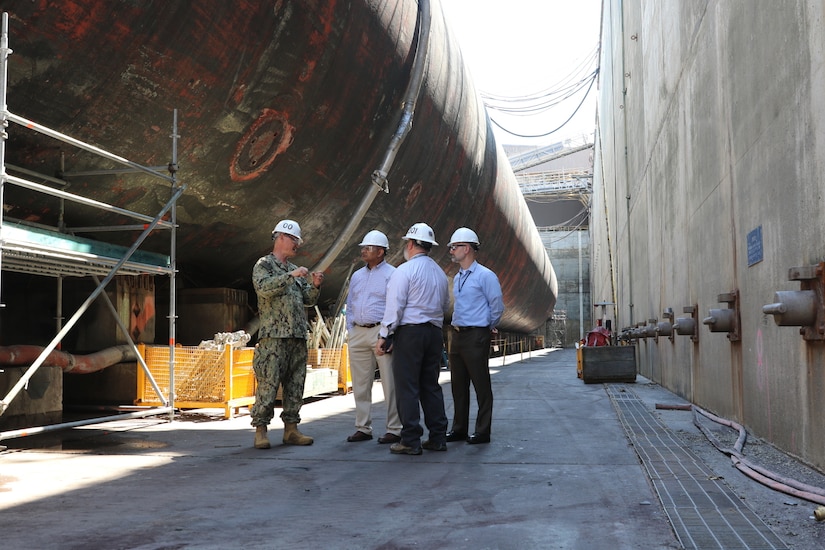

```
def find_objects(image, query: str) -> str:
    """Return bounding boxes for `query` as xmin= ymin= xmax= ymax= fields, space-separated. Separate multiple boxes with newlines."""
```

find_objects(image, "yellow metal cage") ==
xmin=135 ymin=344 xmax=256 ymax=418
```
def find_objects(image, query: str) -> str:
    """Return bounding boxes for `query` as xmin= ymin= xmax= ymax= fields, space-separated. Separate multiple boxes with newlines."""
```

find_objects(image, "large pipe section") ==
xmin=0 ymin=345 xmax=137 ymax=374
xmin=2 ymin=1 xmax=557 ymax=333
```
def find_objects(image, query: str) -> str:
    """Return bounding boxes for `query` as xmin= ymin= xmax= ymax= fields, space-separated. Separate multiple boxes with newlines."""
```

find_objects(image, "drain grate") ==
xmin=607 ymin=386 xmax=788 ymax=550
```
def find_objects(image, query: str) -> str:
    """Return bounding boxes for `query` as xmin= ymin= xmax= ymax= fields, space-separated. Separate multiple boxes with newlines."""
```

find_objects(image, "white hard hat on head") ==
xmin=402 ymin=222 xmax=438 ymax=245
xmin=448 ymin=227 xmax=480 ymax=247
xmin=272 ymin=219 xmax=302 ymax=242
xmin=359 ymin=229 xmax=390 ymax=249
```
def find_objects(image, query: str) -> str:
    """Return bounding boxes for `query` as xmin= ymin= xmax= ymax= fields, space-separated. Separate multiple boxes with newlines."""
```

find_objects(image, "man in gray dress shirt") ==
xmin=376 ymin=223 xmax=450 ymax=455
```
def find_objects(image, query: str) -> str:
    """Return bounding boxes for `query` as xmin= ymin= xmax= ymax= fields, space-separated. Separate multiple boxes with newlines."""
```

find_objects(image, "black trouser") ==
xmin=391 ymin=323 xmax=448 ymax=446
xmin=448 ymin=327 xmax=493 ymax=436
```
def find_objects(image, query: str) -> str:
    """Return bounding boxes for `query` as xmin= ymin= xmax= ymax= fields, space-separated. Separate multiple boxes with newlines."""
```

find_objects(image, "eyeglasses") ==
xmin=361 ymin=245 xmax=375 ymax=252
xmin=448 ymin=244 xmax=468 ymax=251
xmin=282 ymin=233 xmax=302 ymax=245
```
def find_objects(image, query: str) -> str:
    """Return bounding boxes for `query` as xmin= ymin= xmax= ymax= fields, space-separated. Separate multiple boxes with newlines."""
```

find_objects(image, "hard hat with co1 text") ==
xmin=402 ymin=222 xmax=438 ymax=245
xmin=271 ymin=219 xmax=302 ymax=243
xmin=448 ymin=227 xmax=480 ymax=247
xmin=359 ymin=229 xmax=390 ymax=249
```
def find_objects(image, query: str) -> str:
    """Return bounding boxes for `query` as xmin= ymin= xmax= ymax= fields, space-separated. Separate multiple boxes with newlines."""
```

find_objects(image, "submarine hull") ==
xmin=2 ymin=0 xmax=557 ymax=333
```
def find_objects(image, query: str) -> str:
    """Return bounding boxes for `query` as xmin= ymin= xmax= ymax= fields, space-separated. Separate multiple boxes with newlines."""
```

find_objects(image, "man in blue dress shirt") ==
xmin=445 ymin=227 xmax=504 ymax=444
xmin=376 ymin=223 xmax=450 ymax=455
xmin=345 ymin=230 xmax=402 ymax=444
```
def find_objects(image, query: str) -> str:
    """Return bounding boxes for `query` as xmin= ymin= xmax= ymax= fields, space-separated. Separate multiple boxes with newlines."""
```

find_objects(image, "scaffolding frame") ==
xmin=0 ymin=12 xmax=185 ymax=439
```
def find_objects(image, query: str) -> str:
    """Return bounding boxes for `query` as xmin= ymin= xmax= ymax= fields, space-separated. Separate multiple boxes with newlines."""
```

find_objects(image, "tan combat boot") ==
xmin=283 ymin=422 xmax=314 ymax=445
xmin=254 ymin=425 xmax=271 ymax=449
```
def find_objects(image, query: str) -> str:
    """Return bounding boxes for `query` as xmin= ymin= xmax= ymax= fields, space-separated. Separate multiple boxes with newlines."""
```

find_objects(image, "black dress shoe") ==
xmin=346 ymin=431 xmax=373 ymax=442
xmin=467 ymin=433 xmax=490 ymax=444
xmin=377 ymin=433 xmax=401 ymax=444
xmin=445 ymin=430 xmax=467 ymax=442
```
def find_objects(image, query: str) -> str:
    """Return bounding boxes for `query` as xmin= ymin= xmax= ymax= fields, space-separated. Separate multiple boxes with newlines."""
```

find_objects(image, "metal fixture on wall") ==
xmin=703 ymin=291 xmax=741 ymax=342
xmin=656 ymin=308 xmax=674 ymax=342
xmin=617 ymin=326 xmax=636 ymax=342
xmin=673 ymin=305 xmax=698 ymax=342
xmin=762 ymin=262 xmax=825 ymax=341
xmin=644 ymin=318 xmax=658 ymax=340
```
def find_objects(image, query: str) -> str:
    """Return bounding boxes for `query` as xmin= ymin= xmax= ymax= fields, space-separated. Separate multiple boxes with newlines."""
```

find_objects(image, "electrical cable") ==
xmin=485 ymin=72 xmax=597 ymax=116
xmin=480 ymin=45 xmax=599 ymax=103
xmin=490 ymin=70 xmax=598 ymax=139
xmin=475 ymin=42 xmax=600 ymax=139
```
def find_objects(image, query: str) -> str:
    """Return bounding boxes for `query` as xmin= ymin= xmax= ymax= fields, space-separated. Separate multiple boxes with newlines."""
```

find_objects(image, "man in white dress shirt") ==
xmin=345 ymin=230 xmax=402 ymax=444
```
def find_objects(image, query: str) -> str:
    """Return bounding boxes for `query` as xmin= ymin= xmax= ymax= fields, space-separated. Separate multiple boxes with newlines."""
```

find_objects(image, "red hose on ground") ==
xmin=656 ymin=402 xmax=825 ymax=506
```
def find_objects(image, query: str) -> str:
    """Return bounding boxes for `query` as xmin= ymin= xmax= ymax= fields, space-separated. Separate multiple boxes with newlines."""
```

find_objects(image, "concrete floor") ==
xmin=2 ymin=348 xmax=825 ymax=549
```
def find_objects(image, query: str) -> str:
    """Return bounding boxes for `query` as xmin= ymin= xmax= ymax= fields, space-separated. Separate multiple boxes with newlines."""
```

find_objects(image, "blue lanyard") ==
xmin=458 ymin=270 xmax=472 ymax=293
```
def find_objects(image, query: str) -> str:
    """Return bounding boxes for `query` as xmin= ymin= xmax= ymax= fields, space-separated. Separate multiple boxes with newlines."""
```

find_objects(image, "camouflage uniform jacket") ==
xmin=253 ymin=254 xmax=320 ymax=339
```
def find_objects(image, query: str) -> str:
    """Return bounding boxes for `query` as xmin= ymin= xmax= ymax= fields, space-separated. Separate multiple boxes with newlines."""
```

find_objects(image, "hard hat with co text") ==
xmin=402 ymin=222 xmax=438 ymax=245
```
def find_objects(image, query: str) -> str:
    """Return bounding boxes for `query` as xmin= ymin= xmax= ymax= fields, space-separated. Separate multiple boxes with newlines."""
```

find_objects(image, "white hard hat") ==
xmin=359 ymin=229 xmax=389 ymax=249
xmin=402 ymin=222 xmax=438 ymax=245
xmin=448 ymin=227 xmax=480 ymax=247
xmin=271 ymin=219 xmax=302 ymax=243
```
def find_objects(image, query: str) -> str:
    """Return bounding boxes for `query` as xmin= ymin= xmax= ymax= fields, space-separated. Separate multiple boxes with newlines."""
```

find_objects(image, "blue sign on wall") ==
xmin=747 ymin=225 xmax=763 ymax=266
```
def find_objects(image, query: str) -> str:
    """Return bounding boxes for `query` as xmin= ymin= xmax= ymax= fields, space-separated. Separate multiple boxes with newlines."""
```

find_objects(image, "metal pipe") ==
xmin=168 ymin=109 xmax=180 ymax=421
xmin=55 ymin=275 xmax=63 ymax=338
xmin=5 ymin=163 xmax=68 ymax=187
xmin=4 ymin=173 xmax=174 ymax=228
xmin=0 ymin=12 xmax=9 ymax=305
xmin=6 ymin=111 xmax=175 ymax=183
xmin=619 ymin=0 xmax=633 ymax=329
xmin=371 ymin=0 xmax=431 ymax=193
xmin=311 ymin=0 xmax=431 ymax=274
xmin=578 ymin=230 xmax=584 ymax=340
xmin=0 ymin=407 xmax=173 ymax=441
xmin=62 ymin=166 xmax=171 ymax=177
xmin=0 ymin=344 xmax=136 ymax=373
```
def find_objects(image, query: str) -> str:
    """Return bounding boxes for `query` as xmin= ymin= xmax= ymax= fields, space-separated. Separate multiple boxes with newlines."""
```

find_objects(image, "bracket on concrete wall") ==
xmin=657 ymin=308 xmax=674 ymax=343
xmin=703 ymin=291 xmax=741 ymax=342
xmin=762 ymin=262 xmax=825 ymax=341
xmin=673 ymin=305 xmax=699 ymax=343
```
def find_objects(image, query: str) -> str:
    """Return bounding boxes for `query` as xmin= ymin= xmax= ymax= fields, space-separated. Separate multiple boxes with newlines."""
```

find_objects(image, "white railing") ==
xmin=516 ymin=169 xmax=591 ymax=195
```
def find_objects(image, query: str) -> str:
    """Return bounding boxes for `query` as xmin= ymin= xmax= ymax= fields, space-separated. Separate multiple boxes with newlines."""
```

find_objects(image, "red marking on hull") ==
xmin=229 ymin=109 xmax=295 ymax=182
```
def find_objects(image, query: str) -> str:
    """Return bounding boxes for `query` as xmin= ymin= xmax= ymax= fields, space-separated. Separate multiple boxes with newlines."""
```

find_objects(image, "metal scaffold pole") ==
xmin=0 ymin=12 xmax=10 ymax=305
xmin=168 ymin=109 xmax=180 ymax=422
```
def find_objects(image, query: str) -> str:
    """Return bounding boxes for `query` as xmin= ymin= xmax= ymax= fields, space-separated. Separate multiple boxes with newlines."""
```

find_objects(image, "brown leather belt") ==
xmin=355 ymin=323 xmax=379 ymax=328
xmin=452 ymin=326 xmax=487 ymax=332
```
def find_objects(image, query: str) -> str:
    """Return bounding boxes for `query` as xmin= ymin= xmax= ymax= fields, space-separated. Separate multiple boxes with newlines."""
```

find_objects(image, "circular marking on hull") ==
xmin=230 ymin=109 xmax=295 ymax=182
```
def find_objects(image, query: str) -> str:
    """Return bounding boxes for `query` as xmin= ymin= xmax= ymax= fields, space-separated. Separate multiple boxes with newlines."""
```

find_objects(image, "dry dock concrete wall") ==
xmin=592 ymin=0 xmax=825 ymax=469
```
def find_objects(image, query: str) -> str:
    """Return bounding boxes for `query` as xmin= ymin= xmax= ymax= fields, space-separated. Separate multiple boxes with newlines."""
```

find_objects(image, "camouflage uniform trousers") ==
xmin=251 ymin=337 xmax=308 ymax=426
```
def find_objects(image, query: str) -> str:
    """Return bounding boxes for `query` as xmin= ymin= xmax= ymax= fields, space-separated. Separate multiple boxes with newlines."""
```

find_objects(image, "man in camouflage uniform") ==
xmin=251 ymin=219 xmax=325 ymax=448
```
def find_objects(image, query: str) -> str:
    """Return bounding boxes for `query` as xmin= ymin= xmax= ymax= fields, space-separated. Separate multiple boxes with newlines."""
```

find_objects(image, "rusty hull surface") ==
xmin=2 ymin=0 xmax=557 ymax=332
